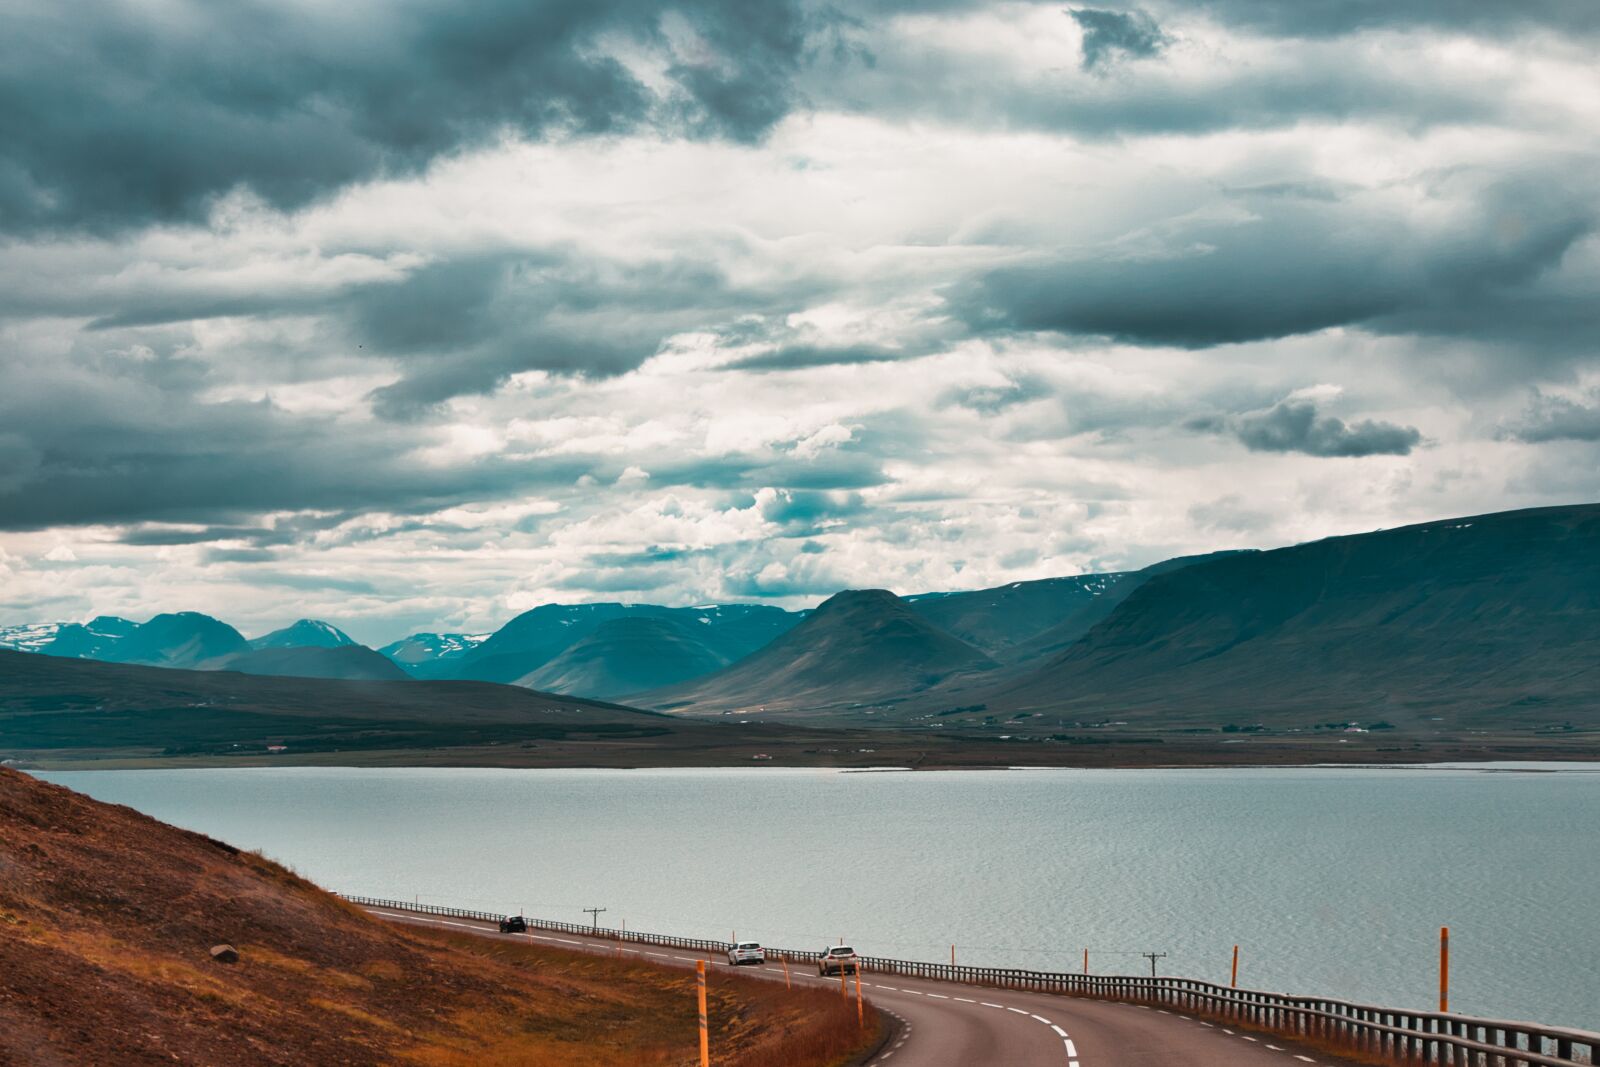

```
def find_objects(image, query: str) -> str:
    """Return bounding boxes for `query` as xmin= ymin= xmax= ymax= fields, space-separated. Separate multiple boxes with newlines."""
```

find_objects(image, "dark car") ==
xmin=499 ymin=915 xmax=528 ymax=934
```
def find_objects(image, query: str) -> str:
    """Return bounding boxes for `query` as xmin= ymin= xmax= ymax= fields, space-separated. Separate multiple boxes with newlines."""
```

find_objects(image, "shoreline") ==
xmin=15 ymin=739 xmax=1600 ymax=773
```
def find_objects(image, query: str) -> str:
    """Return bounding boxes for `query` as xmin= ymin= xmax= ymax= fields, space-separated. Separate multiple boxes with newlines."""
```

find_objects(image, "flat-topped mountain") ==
xmin=638 ymin=588 xmax=998 ymax=715
xmin=985 ymin=503 xmax=1600 ymax=729
xmin=517 ymin=615 xmax=732 ymax=699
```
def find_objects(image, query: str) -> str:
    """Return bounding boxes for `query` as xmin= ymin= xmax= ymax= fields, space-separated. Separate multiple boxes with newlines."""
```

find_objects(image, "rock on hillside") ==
xmin=638 ymin=588 xmax=998 ymax=716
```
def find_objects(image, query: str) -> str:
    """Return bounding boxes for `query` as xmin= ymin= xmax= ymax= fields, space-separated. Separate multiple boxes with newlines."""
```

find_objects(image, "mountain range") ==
xmin=7 ymin=613 xmax=403 ymax=682
xmin=5 ymin=503 xmax=1600 ymax=740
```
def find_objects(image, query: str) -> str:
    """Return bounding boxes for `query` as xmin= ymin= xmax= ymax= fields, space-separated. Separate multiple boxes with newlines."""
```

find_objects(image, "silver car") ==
xmin=818 ymin=945 xmax=859 ymax=975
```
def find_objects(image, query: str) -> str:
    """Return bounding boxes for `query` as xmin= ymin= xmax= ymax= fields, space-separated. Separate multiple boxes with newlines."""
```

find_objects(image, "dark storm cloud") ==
xmin=1069 ymin=8 xmax=1168 ymax=70
xmin=119 ymin=525 xmax=283 ymax=547
xmin=0 ymin=341 xmax=608 ymax=530
xmin=0 ymin=0 xmax=820 ymax=234
xmin=1164 ymin=0 xmax=1600 ymax=38
xmin=759 ymin=489 xmax=869 ymax=531
xmin=800 ymin=5 xmax=1520 ymax=142
xmin=355 ymin=253 xmax=843 ymax=415
xmin=1189 ymin=398 xmax=1421 ymax=457
xmin=953 ymin=176 xmax=1594 ymax=351
xmin=1499 ymin=390 xmax=1600 ymax=443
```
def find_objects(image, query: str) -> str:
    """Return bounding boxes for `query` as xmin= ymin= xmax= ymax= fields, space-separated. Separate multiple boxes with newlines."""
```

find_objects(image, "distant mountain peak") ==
xmin=249 ymin=619 xmax=356 ymax=651
xmin=637 ymin=587 xmax=996 ymax=714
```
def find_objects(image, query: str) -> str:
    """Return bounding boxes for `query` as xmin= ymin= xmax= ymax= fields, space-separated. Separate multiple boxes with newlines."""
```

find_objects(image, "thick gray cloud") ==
xmin=953 ymin=176 xmax=1594 ymax=352
xmin=0 ymin=337 xmax=601 ymax=530
xmin=0 ymin=0 xmax=817 ymax=234
xmin=1069 ymin=8 xmax=1168 ymax=70
xmin=1190 ymin=398 xmax=1422 ymax=457
xmin=1500 ymin=390 xmax=1600 ymax=443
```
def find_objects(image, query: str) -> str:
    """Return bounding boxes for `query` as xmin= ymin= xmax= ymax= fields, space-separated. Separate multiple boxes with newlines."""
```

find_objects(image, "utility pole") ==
xmin=584 ymin=906 xmax=607 ymax=929
xmin=1142 ymin=951 xmax=1167 ymax=978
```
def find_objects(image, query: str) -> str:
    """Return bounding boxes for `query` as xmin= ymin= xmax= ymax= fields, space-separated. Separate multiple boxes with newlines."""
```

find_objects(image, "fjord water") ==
xmin=39 ymin=765 xmax=1600 ymax=1032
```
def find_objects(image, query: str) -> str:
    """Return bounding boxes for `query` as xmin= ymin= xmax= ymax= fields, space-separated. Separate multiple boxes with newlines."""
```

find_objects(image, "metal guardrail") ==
xmin=345 ymin=895 xmax=1599 ymax=1066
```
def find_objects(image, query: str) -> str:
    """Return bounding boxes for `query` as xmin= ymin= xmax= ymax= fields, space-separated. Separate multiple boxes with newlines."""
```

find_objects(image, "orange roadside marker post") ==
xmin=1083 ymin=948 xmax=1088 ymax=975
xmin=781 ymin=956 xmax=791 ymax=990
xmin=854 ymin=963 xmax=865 ymax=1028
xmin=951 ymin=944 xmax=956 ymax=967
xmin=1231 ymin=944 xmax=1239 ymax=988
xmin=1440 ymin=926 xmax=1450 ymax=1013
xmin=837 ymin=956 xmax=848 ymax=998
xmin=697 ymin=960 xmax=710 ymax=1067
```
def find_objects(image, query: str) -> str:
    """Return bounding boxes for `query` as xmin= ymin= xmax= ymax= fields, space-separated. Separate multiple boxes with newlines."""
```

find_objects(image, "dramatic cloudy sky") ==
xmin=2 ymin=0 xmax=1597 ymax=643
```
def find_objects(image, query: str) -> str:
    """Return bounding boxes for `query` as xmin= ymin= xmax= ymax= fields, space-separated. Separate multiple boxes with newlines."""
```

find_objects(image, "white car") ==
xmin=818 ymin=945 xmax=859 ymax=975
xmin=727 ymin=941 xmax=766 ymax=966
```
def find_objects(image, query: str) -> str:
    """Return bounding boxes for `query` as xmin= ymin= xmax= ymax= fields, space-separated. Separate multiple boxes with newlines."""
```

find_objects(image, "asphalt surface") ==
xmin=366 ymin=908 xmax=1368 ymax=1067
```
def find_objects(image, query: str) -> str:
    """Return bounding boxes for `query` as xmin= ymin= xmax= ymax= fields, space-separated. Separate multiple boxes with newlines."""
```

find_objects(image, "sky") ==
xmin=1 ymin=0 xmax=1598 ymax=645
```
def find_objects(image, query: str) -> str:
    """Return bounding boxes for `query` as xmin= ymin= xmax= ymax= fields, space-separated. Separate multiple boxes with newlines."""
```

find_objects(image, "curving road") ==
xmin=365 ymin=908 xmax=1366 ymax=1066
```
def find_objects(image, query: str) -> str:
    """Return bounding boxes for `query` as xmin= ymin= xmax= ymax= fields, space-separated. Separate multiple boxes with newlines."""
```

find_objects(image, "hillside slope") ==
xmin=988 ymin=503 xmax=1600 ymax=728
xmin=516 ymin=615 xmax=732 ymax=699
xmin=0 ymin=767 xmax=875 ymax=1066
xmin=0 ymin=649 xmax=671 ymax=758
xmin=639 ymin=589 xmax=998 ymax=716
xmin=1003 ymin=551 xmax=1253 ymax=667
xmin=905 ymin=573 xmax=1129 ymax=658
xmin=205 ymin=644 xmax=412 ymax=682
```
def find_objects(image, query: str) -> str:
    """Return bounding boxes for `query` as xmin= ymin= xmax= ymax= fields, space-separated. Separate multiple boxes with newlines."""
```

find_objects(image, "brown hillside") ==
xmin=0 ymin=767 xmax=875 ymax=1066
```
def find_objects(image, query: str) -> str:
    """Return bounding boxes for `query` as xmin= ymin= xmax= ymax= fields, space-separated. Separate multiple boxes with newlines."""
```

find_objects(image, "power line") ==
xmin=1141 ymin=951 xmax=1167 ymax=977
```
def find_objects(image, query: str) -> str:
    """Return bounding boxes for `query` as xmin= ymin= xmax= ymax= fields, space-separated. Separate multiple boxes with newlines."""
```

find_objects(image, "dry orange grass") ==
xmin=0 ymin=767 xmax=882 ymax=1067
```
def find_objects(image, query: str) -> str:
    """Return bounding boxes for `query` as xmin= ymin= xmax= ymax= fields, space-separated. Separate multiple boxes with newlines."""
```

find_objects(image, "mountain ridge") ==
xmin=637 ymin=588 xmax=998 ymax=716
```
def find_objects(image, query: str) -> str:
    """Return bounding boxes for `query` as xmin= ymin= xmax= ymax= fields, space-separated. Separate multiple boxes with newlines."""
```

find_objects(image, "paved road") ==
xmin=365 ymin=908 xmax=1366 ymax=1067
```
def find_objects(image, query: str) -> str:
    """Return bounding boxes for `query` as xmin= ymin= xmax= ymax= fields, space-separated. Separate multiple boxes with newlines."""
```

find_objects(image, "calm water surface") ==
xmin=36 ymin=764 xmax=1600 ymax=1032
